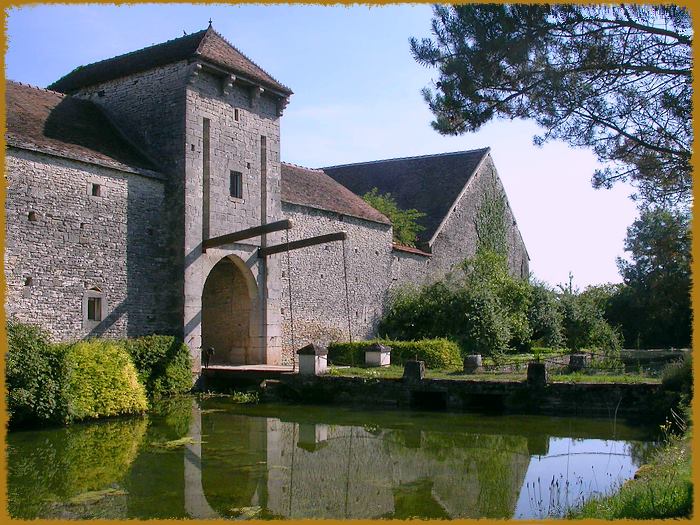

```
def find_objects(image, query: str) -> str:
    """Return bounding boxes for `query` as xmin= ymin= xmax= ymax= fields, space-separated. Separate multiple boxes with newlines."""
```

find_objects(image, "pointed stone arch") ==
xmin=201 ymin=254 xmax=261 ymax=365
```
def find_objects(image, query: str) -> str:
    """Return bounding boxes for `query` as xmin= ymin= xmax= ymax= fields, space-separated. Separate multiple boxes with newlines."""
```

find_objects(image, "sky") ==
xmin=4 ymin=3 xmax=641 ymax=288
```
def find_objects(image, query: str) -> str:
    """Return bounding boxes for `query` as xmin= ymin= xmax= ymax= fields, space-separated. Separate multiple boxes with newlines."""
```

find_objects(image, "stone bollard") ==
xmin=365 ymin=343 xmax=392 ymax=367
xmin=463 ymin=354 xmax=483 ymax=374
xmin=527 ymin=362 xmax=548 ymax=387
xmin=297 ymin=343 xmax=328 ymax=376
xmin=568 ymin=353 xmax=589 ymax=372
xmin=403 ymin=360 xmax=425 ymax=382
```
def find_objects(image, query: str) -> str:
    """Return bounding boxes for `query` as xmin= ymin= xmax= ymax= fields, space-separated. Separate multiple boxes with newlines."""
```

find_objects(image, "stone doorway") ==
xmin=201 ymin=256 xmax=260 ymax=365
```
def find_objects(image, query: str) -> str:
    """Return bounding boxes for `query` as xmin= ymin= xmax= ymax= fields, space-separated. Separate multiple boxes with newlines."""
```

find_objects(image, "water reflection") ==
xmin=7 ymin=398 xmax=656 ymax=520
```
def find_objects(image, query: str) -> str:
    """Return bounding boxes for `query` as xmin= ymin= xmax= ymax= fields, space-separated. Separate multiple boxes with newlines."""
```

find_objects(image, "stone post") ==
xmin=527 ymin=362 xmax=548 ymax=387
xmin=403 ymin=360 xmax=425 ymax=382
xmin=569 ymin=353 xmax=589 ymax=372
xmin=463 ymin=354 xmax=483 ymax=374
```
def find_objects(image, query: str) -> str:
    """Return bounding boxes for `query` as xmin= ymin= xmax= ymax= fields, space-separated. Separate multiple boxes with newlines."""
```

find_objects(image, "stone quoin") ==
xmin=4 ymin=26 xmax=529 ymax=375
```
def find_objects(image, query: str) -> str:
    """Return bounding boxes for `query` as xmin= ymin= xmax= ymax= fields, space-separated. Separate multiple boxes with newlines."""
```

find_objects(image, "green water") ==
xmin=7 ymin=396 xmax=657 ymax=519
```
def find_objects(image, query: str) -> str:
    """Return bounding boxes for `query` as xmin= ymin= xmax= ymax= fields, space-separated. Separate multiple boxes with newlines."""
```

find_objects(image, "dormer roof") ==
xmin=48 ymin=26 xmax=292 ymax=96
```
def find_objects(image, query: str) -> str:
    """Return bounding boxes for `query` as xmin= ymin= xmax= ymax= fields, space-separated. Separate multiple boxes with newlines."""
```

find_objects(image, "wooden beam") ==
xmin=258 ymin=231 xmax=347 ymax=258
xmin=203 ymin=219 xmax=293 ymax=252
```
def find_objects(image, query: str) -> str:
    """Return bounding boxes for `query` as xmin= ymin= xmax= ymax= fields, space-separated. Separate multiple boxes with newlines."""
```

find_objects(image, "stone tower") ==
xmin=49 ymin=26 xmax=293 ymax=369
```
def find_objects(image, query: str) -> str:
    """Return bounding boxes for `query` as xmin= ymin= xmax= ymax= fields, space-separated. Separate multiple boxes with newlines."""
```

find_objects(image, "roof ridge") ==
xmin=206 ymin=27 xmax=292 ymax=93
xmin=323 ymin=147 xmax=491 ymax=170
xmin=49 ymin=29 xmax=207 ymax=91
xmin=281 ymin=161 xmax=325 ymax=172
xmin=8 ymin=79 xmax=66 ymax=98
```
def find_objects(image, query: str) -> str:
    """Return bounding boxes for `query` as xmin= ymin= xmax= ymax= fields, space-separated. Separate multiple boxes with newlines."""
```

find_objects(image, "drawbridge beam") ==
xmin=258 ymin=231 xmax=347 ymax=258
xmin=202 ymin=219 xmax=293 ymax=252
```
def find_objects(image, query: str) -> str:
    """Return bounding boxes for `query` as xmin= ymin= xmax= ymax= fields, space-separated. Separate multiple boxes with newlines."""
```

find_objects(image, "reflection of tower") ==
xmin=184 ymin=401 xmax=219 ymax=519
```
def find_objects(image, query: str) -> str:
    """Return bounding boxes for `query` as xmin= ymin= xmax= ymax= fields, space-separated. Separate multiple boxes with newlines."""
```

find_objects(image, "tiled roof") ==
xmin=49 ymin=27 xmax=292 ymax=95
xmin=5 ymin=80 xmax=159 ymax=174
xmin=324 ymin=148 xmax=490 ymax=245
xmin=281 ymin=163 xmax=390 ymax=225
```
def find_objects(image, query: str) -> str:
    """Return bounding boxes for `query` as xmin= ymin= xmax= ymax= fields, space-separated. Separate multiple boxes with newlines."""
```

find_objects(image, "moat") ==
xmin=8 ymin=396 xmax=658 ymax=520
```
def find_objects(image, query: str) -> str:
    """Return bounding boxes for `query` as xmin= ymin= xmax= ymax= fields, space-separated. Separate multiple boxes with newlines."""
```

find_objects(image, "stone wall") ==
xmin=262 ymin=374 xmax=663 ymax=419
xmin=74 ymin=62 xmax=192 ymax=337
xmin=4 ymin=148 xmax=170 ymax=340
xmin=389 ymin=249 xmax=431 ymax=290
xmin=280 ymin=203 xmax=393 ymax=364
xmin=426 ymin=154 xmax=529 ymax=281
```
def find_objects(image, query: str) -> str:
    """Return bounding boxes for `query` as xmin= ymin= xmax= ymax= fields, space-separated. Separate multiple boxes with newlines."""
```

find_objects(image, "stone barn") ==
xmin=4 ymin=26 xmax=528 ymax=371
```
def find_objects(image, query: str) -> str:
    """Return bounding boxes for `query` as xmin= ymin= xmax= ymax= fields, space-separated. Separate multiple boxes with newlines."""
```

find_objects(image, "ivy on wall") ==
xmin=474 ymin=175 xmax=508 ymax=256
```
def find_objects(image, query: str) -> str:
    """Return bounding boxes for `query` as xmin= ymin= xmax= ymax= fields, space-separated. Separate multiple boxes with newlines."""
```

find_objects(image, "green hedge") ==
xmin=63 ymin=340 xmax=148 ymax=420
xmin=6 ymin=320 xmax=67 ymax=426
xmin=6 ymin=321 xmax=193 ymax=427
xmin=328 ymin=338 xmax=462 ymax=369
xmin=122 ymin=335 xmax=192 ymax=399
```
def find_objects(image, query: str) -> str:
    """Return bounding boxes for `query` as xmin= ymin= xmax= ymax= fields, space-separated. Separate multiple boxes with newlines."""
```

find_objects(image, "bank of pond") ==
xmin=7 ymin=396 xmax=678 ymax=520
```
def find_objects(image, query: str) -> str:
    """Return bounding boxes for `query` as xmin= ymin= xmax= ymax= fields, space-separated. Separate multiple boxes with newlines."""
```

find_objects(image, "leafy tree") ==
xmin=527 ymin=279 xmax=565 ymax=348
xmin=558 ymin=285 xmax=622 ymax=355
xmin=362 ymin=188 xmax=426 ymax=247
xmin=608 ymin=207 xmax=691 ymax=348
xmin=410 ymin=4 xmax=692 ymax=205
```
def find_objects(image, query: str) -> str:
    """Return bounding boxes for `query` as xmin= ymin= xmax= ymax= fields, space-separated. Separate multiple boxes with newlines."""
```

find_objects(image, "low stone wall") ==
xmin=260 ymin=375 xmax=665 ymax=421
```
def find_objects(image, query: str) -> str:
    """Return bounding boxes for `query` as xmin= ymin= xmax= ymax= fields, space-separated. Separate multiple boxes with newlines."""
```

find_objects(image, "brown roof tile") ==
xmin=281 ymin=162 xmax=390 ymax=225
xmin=323 ymin=148 xmax=490 ymax=244
xmin=5 ymin=80 xmax=159 ymax=173
xmin=49 ymin=27 xmax=292 ymax=95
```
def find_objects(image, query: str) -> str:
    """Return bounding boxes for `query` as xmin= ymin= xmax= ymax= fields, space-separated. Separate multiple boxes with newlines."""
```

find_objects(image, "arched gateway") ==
xmin=201 ymin=255 xmax=260 ymax=365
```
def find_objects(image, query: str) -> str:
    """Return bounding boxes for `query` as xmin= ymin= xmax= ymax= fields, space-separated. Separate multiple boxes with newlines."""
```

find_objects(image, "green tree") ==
xmin=362 ymin=188 xmax=426 ymax=247
xmin=558 ymin=285 xmax=622 ymax=355
xmin=410 ymin=4 xmax=692 ymax=205
xmin=608 ymin=207 xmax=691 ymax=348
xmin=527 ymin=279 xmax=565 ymax=349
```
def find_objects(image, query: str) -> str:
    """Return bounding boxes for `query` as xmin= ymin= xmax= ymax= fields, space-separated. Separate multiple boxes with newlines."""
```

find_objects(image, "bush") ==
xmin=6 ymin=320 xmax=67 ymax=427
xmin=123 ymin=335 xmax=192 ymax=399
xmin=379 ymin=251 xmax=530 ymax=356
xmin=63 ymin=340 xmax=147 ymax=420
xmin=661 ymin=354 xmax=692 ymax=396
xmin=328 ymin=338 xmax=462 ymax=369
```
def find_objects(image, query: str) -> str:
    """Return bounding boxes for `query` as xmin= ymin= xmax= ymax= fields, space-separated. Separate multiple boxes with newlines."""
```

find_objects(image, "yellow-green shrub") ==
xmin=328 ymin=338 xmax=462 ymax=369
xmin=122 ymin=335 xmax=192 ymax=399
xmin=64 ymin=340 xmax=147 ymax=420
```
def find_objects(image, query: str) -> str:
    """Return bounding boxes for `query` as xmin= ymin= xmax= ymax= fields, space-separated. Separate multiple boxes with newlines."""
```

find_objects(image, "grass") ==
xmin=568 ymin=432 xmax=692 ymax=519
xmin=326 ymin=365 xmax=659 ymax=384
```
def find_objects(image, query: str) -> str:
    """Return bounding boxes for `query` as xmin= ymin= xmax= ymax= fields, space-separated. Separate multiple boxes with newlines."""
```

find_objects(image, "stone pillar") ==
xmin=365 ymin=343 xmax=391 ymax=367
xmin=297 ymin=343 xmax=328 ymax=376
xmin=527 ymin=362 xmax=548 ymax=387
xmin=403 ymin=360 xmax=425 ymax=382
xmin=569 ymin=353 xmax=589 ymax=372
xmin=463 ymin=354 xmax=483 ymax=374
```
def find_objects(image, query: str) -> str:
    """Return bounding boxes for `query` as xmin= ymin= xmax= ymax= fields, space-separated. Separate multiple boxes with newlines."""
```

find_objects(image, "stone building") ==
xmin=4 ymin=26 xmax=528 ymax=370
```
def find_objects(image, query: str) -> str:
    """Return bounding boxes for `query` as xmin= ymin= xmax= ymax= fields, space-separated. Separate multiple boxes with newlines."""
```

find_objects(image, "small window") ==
xmin=28 ymin=211 xmax=38 ymax=222
xmin=83 ymin=287 xmax=106 ymax=327
xmin=87 ymin=297 xmax=102 ymax=321
xmin=234 ymin=108 xmax=240 ymax=121
xmin=91 ymin=183 xmax=101 ymax=197
xmin=230 ymin=170 xmax=243 ymax=199
xmin=24 ymin=277 xmax=32 ymax=286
